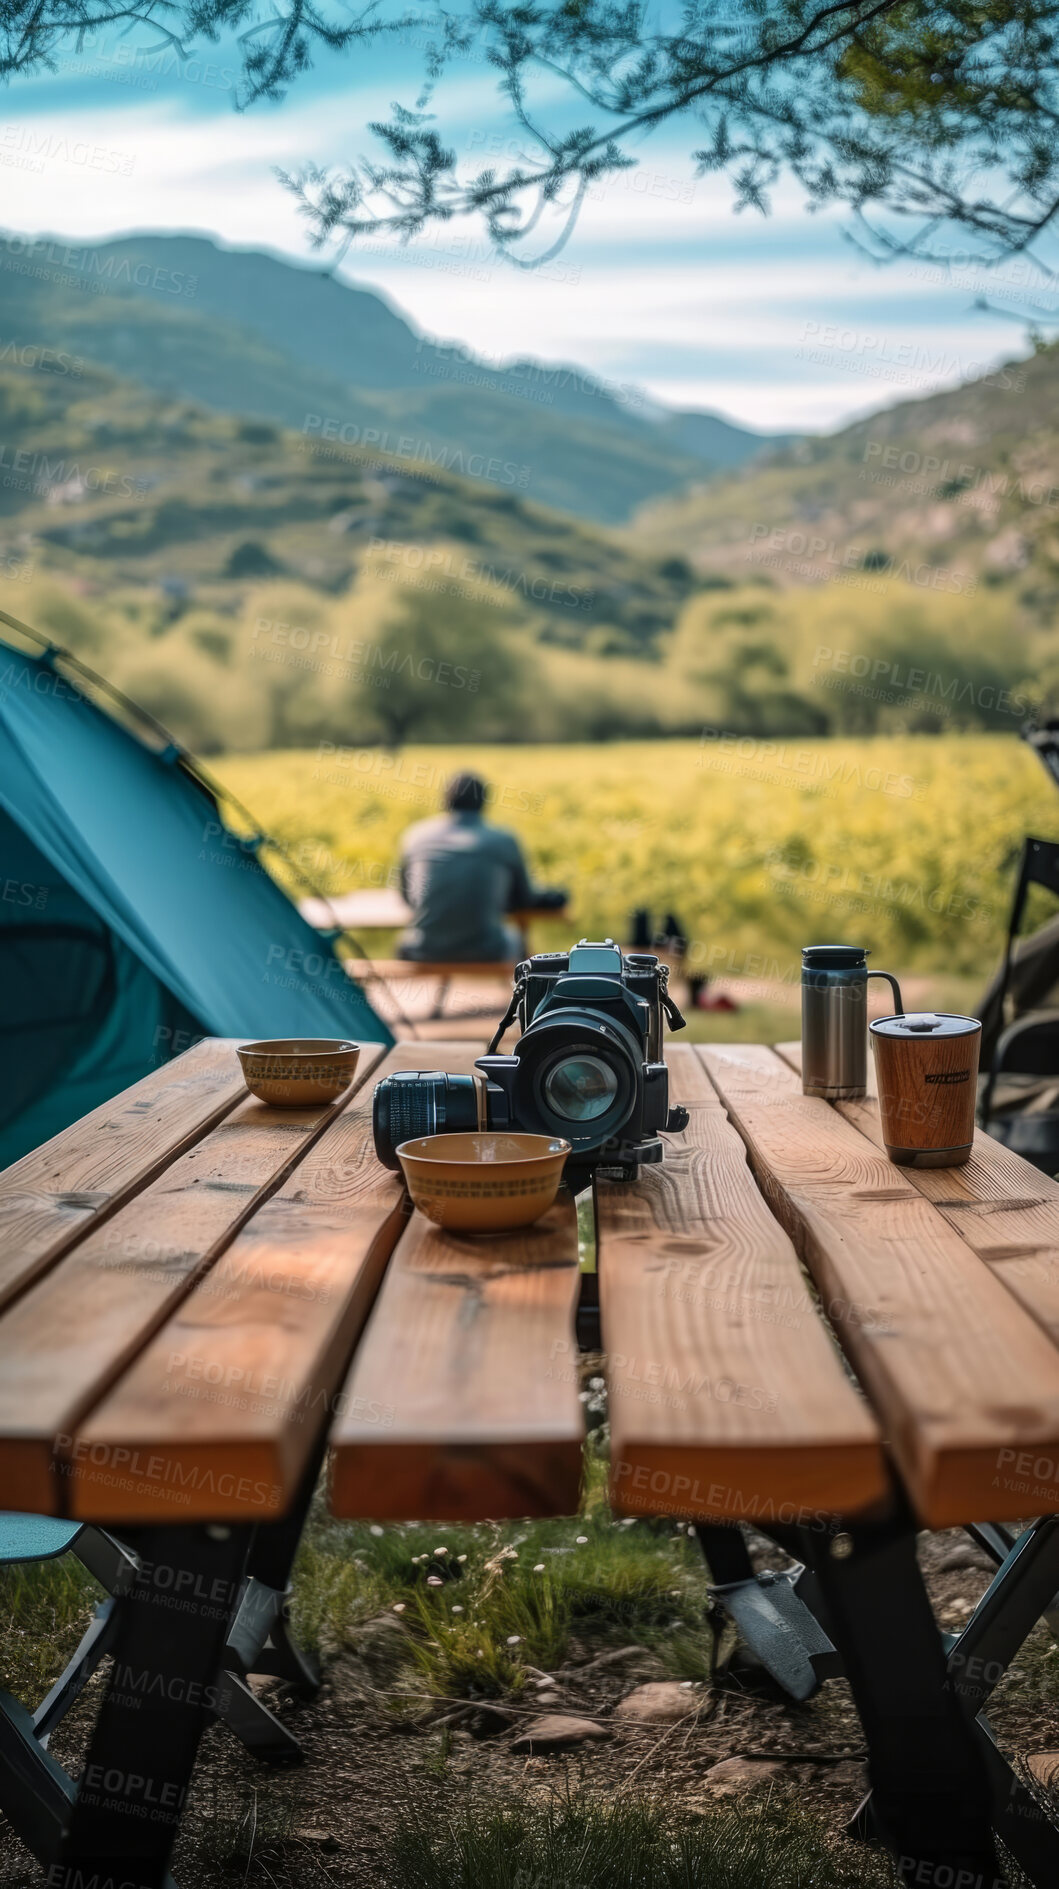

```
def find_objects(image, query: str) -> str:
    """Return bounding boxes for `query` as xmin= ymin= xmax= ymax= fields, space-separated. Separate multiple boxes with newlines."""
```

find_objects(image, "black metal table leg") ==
xmin=694 ymin=1523 xmax=755 ymax=1586
xmin=779 ymin=1510 xmax=1003 ymax=1889
xmin=55 ymin=1521 xmax=253 ymax=1888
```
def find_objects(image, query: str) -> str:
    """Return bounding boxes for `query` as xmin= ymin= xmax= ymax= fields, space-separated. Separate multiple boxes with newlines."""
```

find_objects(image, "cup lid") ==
xmin=801 ymin=945 xmax=868 ymax=967
xmin=870 ymin=1011 xmax=981 ymax=1038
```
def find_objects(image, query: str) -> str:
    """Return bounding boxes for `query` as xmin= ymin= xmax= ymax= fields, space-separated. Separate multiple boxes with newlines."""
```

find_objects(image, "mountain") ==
xmin=0 ymin=350 xmax=695 ymax=650
xmin=632 ymin=339 xmax=1059 ymax=616
xmin=0 ymin=331 xmax=1040 ymax=752
xmin=0 ymin=232 xmax=786 ymax=524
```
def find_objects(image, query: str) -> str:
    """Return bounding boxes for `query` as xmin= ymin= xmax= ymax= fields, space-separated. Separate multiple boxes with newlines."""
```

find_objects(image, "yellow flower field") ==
xmin=216 ymin=734 xmax=1059 ymax=982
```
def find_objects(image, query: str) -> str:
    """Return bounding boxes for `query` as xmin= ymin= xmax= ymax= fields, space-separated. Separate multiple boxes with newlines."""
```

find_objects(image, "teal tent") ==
xmin=0 ymin=631 xmax=391 ymax=1165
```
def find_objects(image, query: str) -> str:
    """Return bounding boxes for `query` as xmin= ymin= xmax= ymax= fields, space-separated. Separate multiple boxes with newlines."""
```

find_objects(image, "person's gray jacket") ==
xmin=398 ymin=811 xmax=535 ymax=960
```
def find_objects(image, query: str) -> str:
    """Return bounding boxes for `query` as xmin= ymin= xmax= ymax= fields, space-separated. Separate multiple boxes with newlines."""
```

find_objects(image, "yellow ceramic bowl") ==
xmin=237 ymin=1038 xmax=361 ymax=1108
xmin=396 ymin=1131 xmax=571 ymax=1233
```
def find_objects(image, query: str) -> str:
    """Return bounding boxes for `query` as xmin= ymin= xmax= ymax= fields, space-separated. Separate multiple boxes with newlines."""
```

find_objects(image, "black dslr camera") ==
xmin=372 ymin=940 xmax=689 ymax=1184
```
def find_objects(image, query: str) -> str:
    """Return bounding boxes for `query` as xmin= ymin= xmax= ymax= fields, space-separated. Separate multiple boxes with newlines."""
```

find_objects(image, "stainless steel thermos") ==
xmin=801 ymin=946 xmax=904 ymax=1100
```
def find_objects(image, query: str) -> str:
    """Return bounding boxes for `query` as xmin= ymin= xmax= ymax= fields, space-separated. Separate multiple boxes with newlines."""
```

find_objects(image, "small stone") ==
xmin=935 ymin=1544 xmax=993 ymax=1574
xmin=512 ymin=1714 xmax=609 ymax=1751
xmin=574 ymin=1645 xmax=665 ymax=1677
xmin=829 ymin=1761 xmax=869 ymax=1792
xmin=358 ymin=1612 xmax=408 ymax=1639
xmin=296 ymin=1828 xmax=341 ymax=1851
xmin=614 ymin=1681 xmax=707 ymax=1722
xmin=1027 ymin=1753 xmax=1059 ymax=1790
xmin=704 ymin=1757 xmax=785 ymax=1795
xmin=467 ymin=1702 xmax=516 ymax=1736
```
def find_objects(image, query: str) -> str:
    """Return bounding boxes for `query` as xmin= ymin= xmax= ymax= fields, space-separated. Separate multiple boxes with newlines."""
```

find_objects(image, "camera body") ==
xmin=373 ymin=940 xmax=689 ymax=1183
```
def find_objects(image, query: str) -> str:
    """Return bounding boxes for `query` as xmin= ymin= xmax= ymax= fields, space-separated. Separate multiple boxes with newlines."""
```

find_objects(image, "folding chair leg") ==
xmin=213 ymin=1670 xmax=304 ymax=1765
xmin=946 ymin=1517 xmax=1059 ymax=1719
xmin=206 ymin=1442 xmax=326 ymax=1768
xmin=428 ymin=976 xmax=451 ymax=1021
xmin=695 ymin=1526 xmax=841 ymax=1701
xmin=0 ymin=1686 xmax=75 ymax=1865
xmin=251 ymin=1604 xmax=320 ymax=1694
xmin=964 ymin=1522 xmax=1059 ymax=1642
xmin=73 ymin=1525 xmax=139 ymax=1596
xmin=33 ymin=1597 xmax=120 ymax=1745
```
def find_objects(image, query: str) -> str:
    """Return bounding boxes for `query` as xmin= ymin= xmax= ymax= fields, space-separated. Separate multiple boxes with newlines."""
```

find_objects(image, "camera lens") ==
xmin=372 ymin=1071 xmax=479 ymax=1168
xmin=543 ymin=1054 xmax=620 ymax=1123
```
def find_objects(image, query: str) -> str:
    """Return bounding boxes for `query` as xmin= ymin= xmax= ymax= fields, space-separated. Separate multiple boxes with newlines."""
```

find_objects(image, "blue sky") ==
xmin=3 ymin=19 xmax=1054 ymax=431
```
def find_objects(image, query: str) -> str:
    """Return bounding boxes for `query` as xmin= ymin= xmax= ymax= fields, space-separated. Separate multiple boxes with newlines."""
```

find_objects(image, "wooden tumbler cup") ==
xmin=869 ymin=1012 xmax=981 ymax=1167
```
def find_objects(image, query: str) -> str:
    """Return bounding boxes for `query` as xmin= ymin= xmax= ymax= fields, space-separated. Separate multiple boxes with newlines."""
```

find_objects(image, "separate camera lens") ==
xmin=544 ymin=1054 xmax=619 ymax=1123
xmin=373 ymin=1071 xmax=479 ymax=1168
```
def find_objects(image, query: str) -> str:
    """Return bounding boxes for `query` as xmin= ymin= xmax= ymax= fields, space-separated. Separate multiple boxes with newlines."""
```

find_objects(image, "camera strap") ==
xmin=661 ymin=988 xmax=687 ymax=1033
xmin=486 ymin=976 xmax=527 ymax=1055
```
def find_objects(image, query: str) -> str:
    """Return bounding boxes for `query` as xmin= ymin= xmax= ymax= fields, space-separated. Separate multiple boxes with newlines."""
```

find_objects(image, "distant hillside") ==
xmin=0 ymin=232 xmax=786 ymax=523
xmin=633 ymin=338 xmax=1059 ymax=618
xmin=0 ymin=353 xmax=695 ymax=650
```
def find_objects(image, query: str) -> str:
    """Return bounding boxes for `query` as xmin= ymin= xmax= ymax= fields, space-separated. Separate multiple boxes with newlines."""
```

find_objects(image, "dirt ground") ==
xmin=2 ymin=1521 xmax=1056 ymax=1888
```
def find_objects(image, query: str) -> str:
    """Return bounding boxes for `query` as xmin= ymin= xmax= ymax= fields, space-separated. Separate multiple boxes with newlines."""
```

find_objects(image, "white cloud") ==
xmin=0 ymin=85 xmax=1034 ymax=430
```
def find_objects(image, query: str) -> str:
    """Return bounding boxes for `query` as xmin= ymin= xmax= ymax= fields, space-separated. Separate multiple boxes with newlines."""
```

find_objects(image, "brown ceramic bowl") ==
xmin=395 ymin=1131 xmax=571 ymax=1234
xmin=237 ymin=1038 xmax=361 ymax=1108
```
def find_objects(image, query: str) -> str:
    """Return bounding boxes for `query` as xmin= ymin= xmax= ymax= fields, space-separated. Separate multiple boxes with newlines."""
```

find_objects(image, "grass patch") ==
xmin=289 ymin=1463 xmax=712 ymax=1701
xmin=0 ymin=1554 xmax=103 ymax=1702
xmin=388 ymin=1793 xmax=896 ymax=1889
xmin=195 ymin=1782 xmax=300 ymax=1868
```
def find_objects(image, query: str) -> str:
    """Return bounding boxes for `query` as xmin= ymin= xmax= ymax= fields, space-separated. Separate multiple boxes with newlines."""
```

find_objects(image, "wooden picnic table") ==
xmin=3 ymin=1035 xmax=1059 ymax=1885
xmin=297 ymin=887 xmax=568 ymax=938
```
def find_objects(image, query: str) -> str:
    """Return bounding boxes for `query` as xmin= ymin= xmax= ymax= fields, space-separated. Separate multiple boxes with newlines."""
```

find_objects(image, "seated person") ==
xmin=397 ymin=772 xmax=563 ymax=962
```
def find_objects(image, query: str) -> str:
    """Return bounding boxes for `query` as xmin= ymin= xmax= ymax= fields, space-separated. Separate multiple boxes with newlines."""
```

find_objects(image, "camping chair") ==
xmin=981 ymin=837 xmax=1059 ymax=1171
xmin=0 ymin=1511 xmax=323 ymax=1865
xmin=0 ymin=1514 xmax=136 ymax=1743
xmin=0 ymin=1513 xmax=140 ymax=1861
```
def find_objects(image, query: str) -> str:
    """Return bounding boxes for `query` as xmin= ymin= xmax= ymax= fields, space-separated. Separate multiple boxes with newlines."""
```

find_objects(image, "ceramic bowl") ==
xmin=395 ymin=1131 xmax=571 ymax=1233
xmin=237 ymin=1038 xmax=361 ymax=1107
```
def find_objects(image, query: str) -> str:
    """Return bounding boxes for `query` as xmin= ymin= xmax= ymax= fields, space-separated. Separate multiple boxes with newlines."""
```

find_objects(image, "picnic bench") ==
xmin=298 ymin=886 xmax=572 ymax=1020
xmin=3 ymin=1036 xmax=1059 ymax=1885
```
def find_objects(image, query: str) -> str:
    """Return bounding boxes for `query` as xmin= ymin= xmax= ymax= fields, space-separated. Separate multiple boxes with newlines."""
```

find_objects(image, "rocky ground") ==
xmin=1 ymin=1520 xmax=1056 ymax=1887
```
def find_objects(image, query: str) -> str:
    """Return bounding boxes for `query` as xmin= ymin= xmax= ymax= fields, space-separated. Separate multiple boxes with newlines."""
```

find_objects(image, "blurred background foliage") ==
xmin=217 ymin=734 xmax=1059 ymax=978
xmin=18 ymin=569 xmax=1039 ymax=755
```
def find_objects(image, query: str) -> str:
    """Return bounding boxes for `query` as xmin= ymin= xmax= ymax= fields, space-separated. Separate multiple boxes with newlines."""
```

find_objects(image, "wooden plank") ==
xmin=778 ymin=1040 xmax=1059 ymax=1348
xmin=330 ymin=1045 xmax=583 ymax=1521
xmin=0 ymin=1038 xmax=249 ymax=1313
xmin=597 ymin=1046 xmax=886 ymax=1526
xmin=68 ymin=1045 xmax=454 ymax=1524
xmin=300 ymin=889 xmax=569 ymax=933
xmin=0 ymin=1045 xmax=388 ymax=1516
xmin=701 ymin=1043 xmax=1059 ymax=1528
xmin=348 ymin=960 xmax=517 ymax=980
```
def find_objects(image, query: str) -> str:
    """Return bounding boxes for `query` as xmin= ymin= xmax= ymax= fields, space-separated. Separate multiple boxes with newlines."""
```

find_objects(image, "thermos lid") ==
xmin=801 ymin=945 xmax=868 ymax=967
xmin=870 ymin=1011 xmax=981 ymax=1038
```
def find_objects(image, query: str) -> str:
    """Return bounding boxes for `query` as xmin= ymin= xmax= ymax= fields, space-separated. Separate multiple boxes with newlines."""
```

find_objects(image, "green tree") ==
xmin=3 ymin=3 xmax=1058 ymax=283
xmin=346 ymin=583 xmax=531 ymax=746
